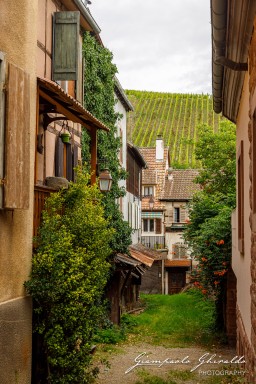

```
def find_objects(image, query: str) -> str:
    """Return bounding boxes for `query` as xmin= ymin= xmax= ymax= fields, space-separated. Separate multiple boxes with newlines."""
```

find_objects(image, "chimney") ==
xmin=167 ymin=167 xmax=173 ymax=181
xmin=156 ymin=136 xmax=164 ymax=161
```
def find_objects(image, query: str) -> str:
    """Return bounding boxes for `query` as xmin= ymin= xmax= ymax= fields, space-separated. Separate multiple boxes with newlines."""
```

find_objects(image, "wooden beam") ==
xmin=39 ymin=88 xmax=93 ymax=130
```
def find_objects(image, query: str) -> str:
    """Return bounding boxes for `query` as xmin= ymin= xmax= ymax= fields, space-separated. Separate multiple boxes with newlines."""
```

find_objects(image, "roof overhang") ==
xmin=37 ymin=77 xmax=109 ymax=132
xmin=127 ymin=142 xmax=147 ymax=168
xmin=61 ymin=0 xmax=101 ymax=36
xmin=165 ymin=259 xmax=191 ymax=268
xmin=114 ymin=77 xmax=134 ymax=112
xmin=211 ymin=0 xmax=256 ymax=122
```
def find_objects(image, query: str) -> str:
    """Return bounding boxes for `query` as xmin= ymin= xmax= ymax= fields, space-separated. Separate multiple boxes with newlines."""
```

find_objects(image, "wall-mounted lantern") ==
xmin=149 ymin=195 xmax=154 ymax=210
xmin=98 ymin=168 xmax=113 ymax=192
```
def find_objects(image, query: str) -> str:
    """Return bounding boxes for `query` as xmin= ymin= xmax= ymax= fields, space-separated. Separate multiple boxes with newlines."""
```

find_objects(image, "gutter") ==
xmin=73 ymin=0 xmax=101 ymax=35
xmin=211 ymin=0 xmax=227 ymax=114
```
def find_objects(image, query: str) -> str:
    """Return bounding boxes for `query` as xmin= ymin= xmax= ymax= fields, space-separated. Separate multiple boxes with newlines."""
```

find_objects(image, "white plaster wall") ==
xmin=114 ymin=95 xmax=127 ymax=216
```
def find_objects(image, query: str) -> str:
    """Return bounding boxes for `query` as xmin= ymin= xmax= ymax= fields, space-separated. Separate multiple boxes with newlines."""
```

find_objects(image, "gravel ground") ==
xmin=94 ymin=342 xmax=239 ymax=384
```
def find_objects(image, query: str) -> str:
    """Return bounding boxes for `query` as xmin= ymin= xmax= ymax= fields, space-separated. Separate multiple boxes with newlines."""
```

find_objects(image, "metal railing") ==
xmin=141 ymin=236 xmax=166 ymax=249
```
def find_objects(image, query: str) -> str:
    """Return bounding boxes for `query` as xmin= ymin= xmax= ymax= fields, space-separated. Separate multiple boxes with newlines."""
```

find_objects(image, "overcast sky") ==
xmin=90 ymin=0 xmax=212 ymax=94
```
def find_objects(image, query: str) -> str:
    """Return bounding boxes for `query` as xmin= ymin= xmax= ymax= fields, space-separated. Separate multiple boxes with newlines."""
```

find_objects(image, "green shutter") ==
xmin=52 ymin=11 xmax=80 ymax=81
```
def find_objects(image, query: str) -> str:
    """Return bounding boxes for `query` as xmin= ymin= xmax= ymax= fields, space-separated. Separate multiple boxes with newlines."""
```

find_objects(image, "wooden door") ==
xmin=168 ymin=268 xmax=186 ymax=294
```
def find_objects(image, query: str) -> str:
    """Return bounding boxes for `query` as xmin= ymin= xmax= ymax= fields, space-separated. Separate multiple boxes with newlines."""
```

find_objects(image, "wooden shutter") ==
xmin=0 ymin=52 xmax=5 ymax=208
xmin=4 ymin=63 xmax=30 ymax=209
xmin=155 ymin=218 xmax=162 ymax=234
xmin=181 ymin=208 xmax=186 ymax=223
xmin=55 ymin=136 xmax=64 ymax=177
xmin=238 ymin=141 xmax=244 ymax=253
xmin=52 ymin=11 xmax=79 ymax=81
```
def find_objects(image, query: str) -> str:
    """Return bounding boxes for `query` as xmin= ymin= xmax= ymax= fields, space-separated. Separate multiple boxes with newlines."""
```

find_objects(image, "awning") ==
xmin=37 ymin=77 xmax=109 ymax=132
xmin=165 ymin=259 xmax=191 ymax=267
xmin=141 ymin=212 xmax=163 ymax=218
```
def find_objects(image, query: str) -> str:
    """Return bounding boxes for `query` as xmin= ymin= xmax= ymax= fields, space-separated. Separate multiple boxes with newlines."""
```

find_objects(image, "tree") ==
xmin=25 ymin=171 xmax=114 ymax=383
xmin=183 ymin=120 xmax=236 ymax=328
xmin=82 ymin=32 xmax=132 ymax=254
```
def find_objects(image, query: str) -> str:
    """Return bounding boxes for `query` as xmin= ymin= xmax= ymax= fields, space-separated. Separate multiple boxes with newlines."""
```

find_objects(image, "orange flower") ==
xmin=201 ymin=257 xmax=207 ymax=262
xmin=214 ymin=280 xmax=220 ymax=285
xmin=201 ymin=289 xmax=208 ymax=294
xmin=216 ymin=239 xmax=225 ymax=245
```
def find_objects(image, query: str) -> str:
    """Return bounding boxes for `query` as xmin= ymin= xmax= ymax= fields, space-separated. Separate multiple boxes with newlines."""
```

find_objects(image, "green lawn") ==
xmin=126 ymin=290 xmax=222 ymax=348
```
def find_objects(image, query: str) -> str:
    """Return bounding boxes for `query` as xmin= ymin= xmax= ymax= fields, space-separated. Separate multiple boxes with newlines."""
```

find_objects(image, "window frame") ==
xmin=174 ymin=207 xmax=180 ymax=223
xmin=144 ymin=185 xmax=154 ymax=197
xmin=143 ymin=218 xmax=154 ymax=232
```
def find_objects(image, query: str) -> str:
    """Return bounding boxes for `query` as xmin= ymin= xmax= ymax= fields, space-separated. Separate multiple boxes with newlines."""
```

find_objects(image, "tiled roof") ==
xmin=141 ymin=197 xmax=165 ymax=211
xmin=160 ymin=169 xmax=200 ymax=200
xmin=165 ymin=259 xmax=191 ymax=267
xmin=129 ymin=244 xmax=166 ymax=264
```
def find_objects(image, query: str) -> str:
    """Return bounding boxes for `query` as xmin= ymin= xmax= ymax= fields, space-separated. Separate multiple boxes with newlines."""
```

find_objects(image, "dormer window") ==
xmin=144 ymin=186 xmax=154 ymax=197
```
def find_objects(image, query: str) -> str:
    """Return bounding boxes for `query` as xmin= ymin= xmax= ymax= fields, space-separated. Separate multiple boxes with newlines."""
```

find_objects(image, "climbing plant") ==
xmin=183 ymin=121 xmax=236 ymax=329
xmin=25 ymin=171 xmax=114 ymax=383
xmin=82 ymin=31 xmax=132 ymax=254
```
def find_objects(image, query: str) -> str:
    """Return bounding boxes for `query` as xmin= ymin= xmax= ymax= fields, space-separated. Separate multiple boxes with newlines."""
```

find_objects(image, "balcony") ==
xmin=33 ymin=185 xmax=57 ymax=239
xmin=141 ymin=236 xmax=166 ymax=250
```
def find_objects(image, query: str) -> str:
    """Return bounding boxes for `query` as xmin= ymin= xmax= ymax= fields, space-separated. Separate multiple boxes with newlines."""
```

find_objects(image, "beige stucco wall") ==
xmin=232 ymin=71 xmax=252 ymax=340
xmin=0 ymin=1 xmax=38 ymax=383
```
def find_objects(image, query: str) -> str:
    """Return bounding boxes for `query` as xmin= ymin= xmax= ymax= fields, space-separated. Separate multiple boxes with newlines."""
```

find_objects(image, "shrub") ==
xmin=25 ymin=170 xmax=114 ymax=383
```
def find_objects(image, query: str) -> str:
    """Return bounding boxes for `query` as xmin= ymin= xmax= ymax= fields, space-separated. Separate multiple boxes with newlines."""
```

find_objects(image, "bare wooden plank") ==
xmin=4 ymin=63 xmax=30 ymax=209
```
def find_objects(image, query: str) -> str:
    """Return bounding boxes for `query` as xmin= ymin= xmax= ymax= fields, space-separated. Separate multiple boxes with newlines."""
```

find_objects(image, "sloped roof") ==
xmin=129 ymin=243 xmax=166 ymax=266
xmin=38 ymin=77 xmax=109 ymax=132
xmin=160 ymin=169 xmax=200 ymax=201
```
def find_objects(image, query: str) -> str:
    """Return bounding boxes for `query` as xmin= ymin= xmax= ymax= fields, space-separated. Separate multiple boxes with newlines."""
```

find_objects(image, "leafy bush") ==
xmin=93 ymin=313 xmax=138 ymax=344
xmin=25 ymin=170 xmax=114 ymax=383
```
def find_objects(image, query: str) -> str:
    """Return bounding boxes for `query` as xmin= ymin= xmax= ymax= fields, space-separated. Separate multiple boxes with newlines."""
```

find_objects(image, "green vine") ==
xmin=82 ymin=32 xmax=132 ymax=254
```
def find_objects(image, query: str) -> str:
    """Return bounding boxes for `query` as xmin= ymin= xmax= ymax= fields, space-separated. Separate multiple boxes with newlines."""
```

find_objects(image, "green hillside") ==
xmin=126 ymin=90 xmax=223 ymax=168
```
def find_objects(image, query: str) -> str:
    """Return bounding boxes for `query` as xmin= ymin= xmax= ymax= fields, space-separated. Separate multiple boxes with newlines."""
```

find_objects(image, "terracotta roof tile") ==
xmin=160 ymin=169 xmax=200 ymax=200
xmin=129 ymin=244 xmax=166 ymax=263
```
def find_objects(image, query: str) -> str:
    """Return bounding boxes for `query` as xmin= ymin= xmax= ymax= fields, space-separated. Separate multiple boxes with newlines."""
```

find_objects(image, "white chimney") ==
xmin=156 ymin=136 xmax=164 ymax=161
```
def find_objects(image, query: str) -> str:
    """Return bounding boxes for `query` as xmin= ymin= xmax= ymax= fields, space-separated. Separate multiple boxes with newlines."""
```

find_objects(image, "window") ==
xmin=172 ymin=243 xmax=187 ymax=259
xmin=174 ymin=207 xmax=180 ymax=223
xmin=143 ymin=218 xmax=154 ymax=232
xmin=238 ymin=141 xmax=244 ymax=253
xmin=144 ymin=186 xmax=154 ymax=197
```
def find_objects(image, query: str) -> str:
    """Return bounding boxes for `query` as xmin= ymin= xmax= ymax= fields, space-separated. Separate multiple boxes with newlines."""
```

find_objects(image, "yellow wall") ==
xmin=0 ymin=1 xmax=38 ymax=383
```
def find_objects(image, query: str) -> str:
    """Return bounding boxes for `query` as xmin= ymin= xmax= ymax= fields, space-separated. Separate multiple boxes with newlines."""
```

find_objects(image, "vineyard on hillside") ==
xmin=126 ymin=90 xmax=224 ymax=168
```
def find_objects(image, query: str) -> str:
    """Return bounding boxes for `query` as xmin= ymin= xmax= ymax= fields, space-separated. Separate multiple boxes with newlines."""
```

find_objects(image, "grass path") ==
xmin=93 ymin=292 xmax=246 ymax=384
